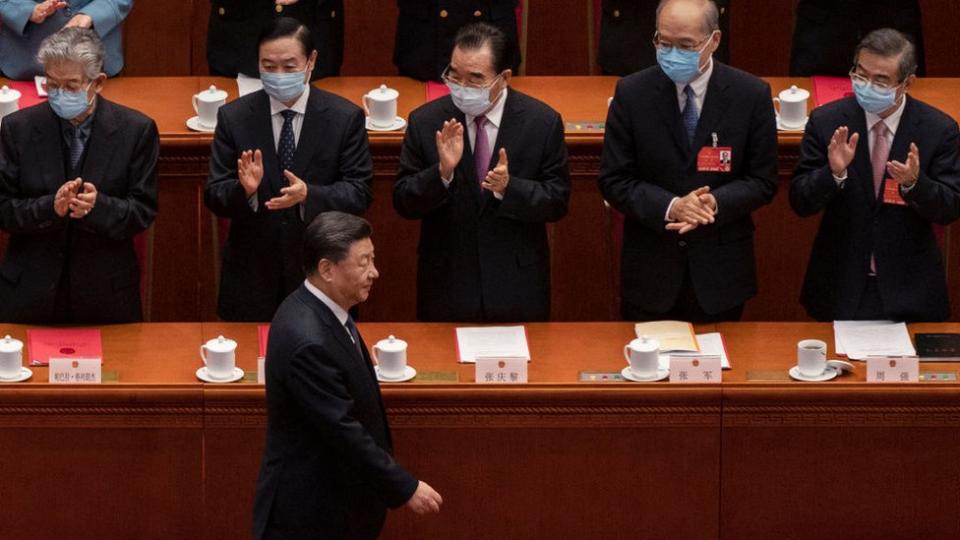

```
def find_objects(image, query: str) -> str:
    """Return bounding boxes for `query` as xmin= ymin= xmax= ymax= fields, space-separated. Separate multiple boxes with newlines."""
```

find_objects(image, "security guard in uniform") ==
xmin=598 ymin=0 xmax=729 ymax=76
xmin=394 ymin=0 xmax=521 ymax=81
xmin=207 ymin=0 xmax=343 ymax=80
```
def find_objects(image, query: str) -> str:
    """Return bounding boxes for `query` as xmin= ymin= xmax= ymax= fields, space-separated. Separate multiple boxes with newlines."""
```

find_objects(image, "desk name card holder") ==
xmin=49 ymin=358 xmax=102 ymax=384
xmin=476 ymin=357 xmax=527 ymax=384
xmin=669 ymin=355 xmax=722 ymax=383
xmin=866 ymin=356 xmax=919 ymax=383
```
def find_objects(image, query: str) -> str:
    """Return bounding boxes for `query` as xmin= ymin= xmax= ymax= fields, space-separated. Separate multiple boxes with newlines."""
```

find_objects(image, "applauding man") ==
xmin=395 ymin=22 xmax=570 ymax=322
xmin=791 ymin=29 xmax=960 ymax=321
xmin=599 ymin=0 xmax=777 ymax=323
xmin=205 ymin=17 xmax=372 ymax=322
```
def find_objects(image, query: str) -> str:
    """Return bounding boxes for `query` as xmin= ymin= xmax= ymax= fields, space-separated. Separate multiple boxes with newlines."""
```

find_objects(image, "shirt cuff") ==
xmin=664 ymin=197 xmax=680 ymax=222
xmin=440 ymin=165 xmax=454 ymax=188
xmin=900 ymin=181 xmax=917 ymax=194
xmin=248 ymin=193 xmax=259 ymax=211
xmin=832 ymin=170 xmax=848 ymax=187
xmin=493 ymin=191 xmax=504 ymax=200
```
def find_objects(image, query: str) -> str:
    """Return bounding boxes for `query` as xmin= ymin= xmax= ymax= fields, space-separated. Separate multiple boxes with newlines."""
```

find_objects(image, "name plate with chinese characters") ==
xmin=866 ymin=356 xmax=919 ymax=383
xmin=476 ymin=357 xmax=528 ymax=384
xmin=669 ymin=355 xmax=722 ymax=383
xmin=49 ymin=358 xmax=102 ymax=384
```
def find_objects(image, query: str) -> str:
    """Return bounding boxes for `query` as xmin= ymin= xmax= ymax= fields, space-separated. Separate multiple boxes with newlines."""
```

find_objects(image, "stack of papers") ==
xmin=833 ymin=320 xmax=916 ymax=360
xmin=634 ymin=320 xmax=698 ymax=352
xmin=663 ymin=333 xmax=731 ymax=370
xmin=455 ymin=326 xmax=530 ymax=363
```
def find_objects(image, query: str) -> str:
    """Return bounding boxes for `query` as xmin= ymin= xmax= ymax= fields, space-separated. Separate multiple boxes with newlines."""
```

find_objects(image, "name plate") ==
xmin=669 ymin=355 xmax=722 ymax=383
xmin=49 ymin=358 xmax=102 ymax=384
xmin=476 ymin=357 xmax=527 ymax=384
xmin=257 ymin=356 xmax=265 ymax=384
xmin=866 ymin=356 xmax=919 ymax=383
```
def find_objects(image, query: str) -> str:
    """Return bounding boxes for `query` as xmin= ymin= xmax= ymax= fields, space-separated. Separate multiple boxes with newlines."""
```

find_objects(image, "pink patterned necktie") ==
xmin=869 ymin=121 xmax=890 ymax=274
xmin=473 ymin=115 xmax=491 ymax=187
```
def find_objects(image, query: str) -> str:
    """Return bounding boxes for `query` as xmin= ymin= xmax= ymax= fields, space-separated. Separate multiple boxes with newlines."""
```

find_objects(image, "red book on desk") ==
xmin=812 ymin=76 xmax=853 ymax=107
xmin=426 ymin=81 xmax=450 ymax=102
xmin=26 ymin=328 xmax=102 ymax=366
xmin=258 ymin=325 xmax=270 ymax=358
xmin=5 ymin=80 xmax=47 ymax=109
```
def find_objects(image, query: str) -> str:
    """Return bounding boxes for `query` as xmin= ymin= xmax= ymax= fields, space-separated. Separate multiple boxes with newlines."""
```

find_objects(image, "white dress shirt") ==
xmin=441 ymin=87 xmax=509 ymax=200
xmin=833 ymin=95 xmax=910 ymax=190
xmin=248 ymin=86 xmax=311 ymax=212
xmin=666 ymin=58 xmax=716 ymax=221
xmin=303 ymin=279 xmax=357 ymax=344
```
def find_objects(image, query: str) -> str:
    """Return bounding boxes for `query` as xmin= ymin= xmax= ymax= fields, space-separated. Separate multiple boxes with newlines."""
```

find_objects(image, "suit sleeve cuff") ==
xmin=664 ymin=197 xmax=680 ymax=222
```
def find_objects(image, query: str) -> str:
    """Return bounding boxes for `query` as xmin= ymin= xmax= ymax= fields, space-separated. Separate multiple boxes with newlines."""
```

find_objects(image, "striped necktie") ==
xmin=681 ymin=85 xmax=699 ymax=146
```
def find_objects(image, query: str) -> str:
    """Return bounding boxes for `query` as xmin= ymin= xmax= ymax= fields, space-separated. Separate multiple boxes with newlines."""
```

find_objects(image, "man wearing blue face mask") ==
xmin=599 ymin=0 xmax=777 ymax=323
xmin=0 ymin=27 xmax=158 ymax=323
xmin=394 ymin=22 xmax=570 ymax=322
xmin=791 ymin=28 xmax=960 ymax=322
xmin=205 ymin=17 xmax=373 ymax=322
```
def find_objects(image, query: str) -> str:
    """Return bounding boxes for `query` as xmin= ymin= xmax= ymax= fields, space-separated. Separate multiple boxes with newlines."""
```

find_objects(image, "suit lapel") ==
xmin=689 ymin=65 xmax=732 ymax=167
xmin=442 ymin=99 xmax=483 ymax=210
xmin=79 ymin=97 xmax=119 ymax=188
xmin=298 ymin=286 xmax=367 ymax=367
xmin=654 ymin=72 xmax=690 ymax=159
xmin=481 ymin=90 xmax=525 ymax=211
xmin=884 ymin=97 xmax=920 ymax=200
xmin=249 ymin=92 xmax=283 ymax=197
xmin=31 ymin=105 xmax=67 ymax=191
xmin=290 ymin=89 xmax=329 ymax=176
xmin=844 ymin=101 xmax=878 ymax=206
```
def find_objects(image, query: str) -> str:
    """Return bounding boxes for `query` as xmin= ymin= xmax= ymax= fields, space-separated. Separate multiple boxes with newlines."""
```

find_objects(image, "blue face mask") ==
xmin=261 ymin=69 xmax=308 ymax=102
xmin=48 ymin=82 xmax=94 ymax=120
xmin=853 ymin=79 xmax=899 ymax=114
xmin=656 ymin=35 xmax=712 ymax=85
xmin=447 ymin=75 xmax=501 ymax=117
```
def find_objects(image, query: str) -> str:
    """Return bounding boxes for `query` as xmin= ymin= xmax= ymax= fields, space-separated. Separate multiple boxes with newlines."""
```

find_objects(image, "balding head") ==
xmin=657 ymin=0 xmax=720 ymax=36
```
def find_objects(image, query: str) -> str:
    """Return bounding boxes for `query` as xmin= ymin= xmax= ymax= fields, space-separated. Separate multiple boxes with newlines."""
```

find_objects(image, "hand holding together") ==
xmin=68 ymin=181 xmax=97 ymax=219
xmin=436 ymin=119 xmax=464 ymax=179
xmin=887 ymin=142 xmax=920 ymax=187
xmin=265 ymin=170 xmax=308 ymax=210
xmin=54 ymin=178 xmax=82 ymax=217
xmin=30 ymin=1 xmax=67 ymax=24
xmin=64 ymin=14 xmax=93 ymax=29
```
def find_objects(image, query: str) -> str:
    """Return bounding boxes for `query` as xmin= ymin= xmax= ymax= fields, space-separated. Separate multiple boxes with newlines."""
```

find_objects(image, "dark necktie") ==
xmin=681 ymin=85 xmax=699 ymax=146
xmin=278 ymin=109 xmax=297 ymax=173
xmin=344 ymin=316 xmax=364 ymax=359
xmin=69 ymin=125 xmax=87 ymax=170
xmin=473 ymin=115 xmax=491 ymax=187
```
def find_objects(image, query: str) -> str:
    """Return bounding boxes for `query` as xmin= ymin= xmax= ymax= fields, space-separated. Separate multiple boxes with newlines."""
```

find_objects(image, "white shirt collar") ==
xmin=269 ymin=85 xmax=311 ymax=117
xmin=675 ymin=57 xmax=714 ymax=97
xmin=467 ymin=86 xmax=508 ymax=128
xmin=303 ymin=279 xmax=349 ymax=326
xmin=865 ymin=93 xmax=908 ymax=135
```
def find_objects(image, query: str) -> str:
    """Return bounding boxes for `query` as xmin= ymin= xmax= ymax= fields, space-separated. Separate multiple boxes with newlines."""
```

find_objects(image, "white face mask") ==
xmin=446 ymin=74 xmax=501 ymax=116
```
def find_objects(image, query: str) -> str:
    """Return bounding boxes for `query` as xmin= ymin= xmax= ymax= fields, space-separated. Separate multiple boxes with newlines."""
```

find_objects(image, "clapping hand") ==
xmin=436 ymin=119 xmax=464 ymax=179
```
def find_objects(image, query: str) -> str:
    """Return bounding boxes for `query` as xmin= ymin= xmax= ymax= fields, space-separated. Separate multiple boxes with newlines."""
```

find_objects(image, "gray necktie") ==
xmin=69 ymin=126 xmax=87 ymax=169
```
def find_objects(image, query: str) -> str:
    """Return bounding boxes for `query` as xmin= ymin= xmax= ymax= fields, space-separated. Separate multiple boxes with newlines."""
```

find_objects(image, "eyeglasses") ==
xmin=441 ymin=65 xmax=501 ymax=90
xmin=849 ymin=69 xmax=904 ymax=91
xmin=43 ymin=78 xmax=91 ymax=93
xmin=652 ymin=31 xmax=714 ymax=53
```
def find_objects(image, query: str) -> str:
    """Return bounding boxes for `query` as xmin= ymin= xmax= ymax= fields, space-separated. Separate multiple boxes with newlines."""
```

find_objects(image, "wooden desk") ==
xmin=1 ymin=322 xmax=959 ymax=539
xmin=2 ymin=77 xmax=960 ymax=323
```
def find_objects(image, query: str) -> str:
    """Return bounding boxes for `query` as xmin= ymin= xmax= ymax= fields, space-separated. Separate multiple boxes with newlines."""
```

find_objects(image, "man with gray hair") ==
xmin=599 ymin=0 xmax=777 ymax=323
xmin=791 ymin=28 xmax=960 ymax=321
xmin=0 ymin=27 xmax=159 ymax=323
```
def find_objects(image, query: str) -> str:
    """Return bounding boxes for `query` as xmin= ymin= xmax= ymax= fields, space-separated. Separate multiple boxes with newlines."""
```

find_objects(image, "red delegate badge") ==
xmin=883 ymin=180 xmax=908 ymax=206
xmin=697 ymin=147 xmax=733 ymax=173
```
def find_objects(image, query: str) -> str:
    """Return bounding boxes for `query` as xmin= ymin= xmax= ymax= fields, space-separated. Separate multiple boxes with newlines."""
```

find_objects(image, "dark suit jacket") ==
xmin=394 ymin=90 xmax=570 ymax=322
xmin=207 ymin=0 xmax=343 ymax=79
xmin=598 ymin=0 xmax=730 ymax=76
xmin=790 ymin=96 xmax=960 ymax=321
xmin=790 ymin=0 xmax=924 ymax=77
xmin=253 ymin=285 xmax=418 ymax=540
xmin=0 ymin=98 xmax=158 ymax=324
xmin=204 ymin=88 xmax=373 ymax=322
xmin=599 ymin=62 xmax=778 ymax=315
xmin=393 ymin=0 xmax=521 ymax=81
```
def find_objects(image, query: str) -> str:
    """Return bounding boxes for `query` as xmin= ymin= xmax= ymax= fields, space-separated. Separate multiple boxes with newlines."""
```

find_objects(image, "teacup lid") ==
xmin=198 ymin=85 xmax=228 ymax=102
xmin=0 ymin=335 xmax=23 ymax=353
xmin=376 ymin=335 xmax=407 ymax=352
xmin=629 ymin=335 xmax=659 ymax=353
xmin=367 ymin=84 xmax=399 ymax=102
xmin=778 ymin=85 xmax=810 ymax=103
xmin=205 ymin=335 xmax=237 ymax=352
xmin=0 ymin=85 xmax=21 ymax=103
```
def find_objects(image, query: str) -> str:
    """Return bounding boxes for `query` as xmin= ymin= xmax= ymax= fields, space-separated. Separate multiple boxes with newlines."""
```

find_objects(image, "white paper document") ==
xmin=833 ymin=320 xmax=916 ymax=360
xmin=456 ymin=326 xmax=530 ymax=363
xmin=35 ymin=76 xmax=47 ymax=96
xmin=659 ymin=333 xmax=731 ymax=370
xmin=237 ymin=74 xmax=263 ymax=97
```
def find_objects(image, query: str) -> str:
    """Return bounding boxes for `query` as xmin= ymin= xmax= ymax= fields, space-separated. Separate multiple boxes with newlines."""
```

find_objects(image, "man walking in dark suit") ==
xmin=253 ymin=211 xmax=442 ymax=540
xmin=207 ymin=0 xmax=344 ymax=80
xmin=0 ymin=27 xmax=158 ymax=324
xmin=791 ymin=29 xmax=960 ymax=321
xmin=599 ymin=0 xmax=777 ymax=323
xmin=205 ymin=18 xmax=373 ymax=322
xmin=394 ymin=22 xmax=570 ymax=323
xmin=394 ymin=0 xmax=521 ymax=81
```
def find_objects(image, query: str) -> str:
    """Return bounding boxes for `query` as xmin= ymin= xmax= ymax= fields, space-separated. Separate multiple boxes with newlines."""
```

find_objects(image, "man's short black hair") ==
xmin=303 ymin=212 xmax=372 ymax=275
xmin=855 ymin=28 xmax=918 ymax=82
xmin=258 ymin=17 xmax=314 ymax=58
xmin=452 ymin=22 xmax=514 ymax=74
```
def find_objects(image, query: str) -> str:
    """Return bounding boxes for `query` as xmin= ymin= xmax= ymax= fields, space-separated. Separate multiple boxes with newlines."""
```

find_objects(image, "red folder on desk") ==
xmin=27 ymin=328 xmax=102 ymax=366
xmin=5 ymin=80 xmax=46 ymax=109
xmin=812 ymin=76 xmax=853 ymax=107
xmin=426 ymin=81 xmax=450 ymax=102
xmin=258 ymin=325 xmax=270 ymax=358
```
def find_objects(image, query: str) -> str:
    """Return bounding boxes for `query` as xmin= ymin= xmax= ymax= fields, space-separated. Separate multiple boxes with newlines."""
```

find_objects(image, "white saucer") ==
xmin=777 ymin=116 xmax=808 ymax=132
xmin=788 ymin=365 xmax=839 ymax=382
xmin=196 ymin=366 xmax=244 ymax=383
xmin=621 ymin=366 xmax=669 ymax=382
xmin=186 ymin=116 xmax=216 ymax=133
xmin=365 ymin=116 xmax=406 ymax=132
xmin=376 ymin=365 xmax=416 ymax=382
xmin=0 ymin=367 xmax=32 ymax=383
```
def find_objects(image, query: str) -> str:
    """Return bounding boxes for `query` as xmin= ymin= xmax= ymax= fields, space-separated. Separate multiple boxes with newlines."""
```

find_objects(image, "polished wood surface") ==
xmin=3 ymin=76 xmax=960 ymax=324
xmin=2 ymin=322 xmax=960 ymax=539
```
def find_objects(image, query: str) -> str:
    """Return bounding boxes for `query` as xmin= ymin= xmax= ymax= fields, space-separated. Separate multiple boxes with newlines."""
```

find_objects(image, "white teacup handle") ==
xmin=370 ymin=346 xmax=379 ymax=366
xmin=192 ymin=94 xmax=200 ymax=115
xmin=361 ymin=94 xmax=372 ymax=117
xmin=772 ymin=96 xmax=781 ymax=116
xmin=623 ymin=345 xmax=631 ymax=364
xmin=200 ymin=344 xmax=209 ymax=366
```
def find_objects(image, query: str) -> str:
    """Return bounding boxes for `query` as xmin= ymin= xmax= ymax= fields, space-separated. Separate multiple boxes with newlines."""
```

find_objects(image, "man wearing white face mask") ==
xmin=600 ymin=0 xmax=777 ymax=323
xmin=791 ymin=28 xmax=960 ymax=322
xmin=0 ymin=27 xmax=158 ymax=323
xmin=205 ymin=17 xmax=373 ymax=322
xmin=394 ymin=22 xmax=570 ymax=322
